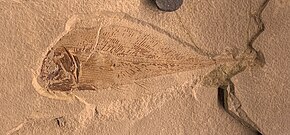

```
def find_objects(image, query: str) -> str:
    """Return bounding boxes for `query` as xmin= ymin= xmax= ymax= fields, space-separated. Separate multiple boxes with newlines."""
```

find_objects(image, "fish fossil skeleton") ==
xmin=34 ymin=7 xmax=269 ymax=134
xmin=37 ymin=12 xmax=256 ymax=92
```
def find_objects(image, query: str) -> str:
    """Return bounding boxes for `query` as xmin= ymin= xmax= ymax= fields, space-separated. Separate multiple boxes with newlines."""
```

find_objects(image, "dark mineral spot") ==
xmin=55 ymin=117 xmax=66 ymax=127
xmin=155 ymin=0 xmax=183 ymax=12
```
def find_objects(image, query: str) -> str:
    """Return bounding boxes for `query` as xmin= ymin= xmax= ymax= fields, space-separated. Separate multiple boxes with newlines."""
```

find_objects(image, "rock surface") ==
xmin=0 ymin=0 xmax=288 ymax=135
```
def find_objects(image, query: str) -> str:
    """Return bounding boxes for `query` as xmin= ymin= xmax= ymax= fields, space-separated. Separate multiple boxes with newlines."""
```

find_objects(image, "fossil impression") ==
xmin=36 ymin=12 xmax=256 ymax=92
xmin=33 ymin=9 xmax=268 ymax=134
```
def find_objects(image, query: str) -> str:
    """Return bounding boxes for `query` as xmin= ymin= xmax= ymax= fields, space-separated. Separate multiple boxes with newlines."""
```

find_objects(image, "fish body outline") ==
xmin=36 ymin=11 xmax=256 ymax=92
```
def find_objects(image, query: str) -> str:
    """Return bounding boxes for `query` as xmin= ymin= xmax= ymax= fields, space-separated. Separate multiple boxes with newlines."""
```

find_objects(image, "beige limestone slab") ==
xmin=1 ymin=0 xmax=286 ymax=135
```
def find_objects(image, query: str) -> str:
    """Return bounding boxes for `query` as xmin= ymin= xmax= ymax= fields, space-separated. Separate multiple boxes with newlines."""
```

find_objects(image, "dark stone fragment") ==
xmin=155 ymin=0 xmax=183 ymax=12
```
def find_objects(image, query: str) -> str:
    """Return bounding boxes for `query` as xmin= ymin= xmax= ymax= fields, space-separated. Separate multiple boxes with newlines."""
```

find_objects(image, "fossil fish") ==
xmin=36 ymin=12 xmax=256 ymax=92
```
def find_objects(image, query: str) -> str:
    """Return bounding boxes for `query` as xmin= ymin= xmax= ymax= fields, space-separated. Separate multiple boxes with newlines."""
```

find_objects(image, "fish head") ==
xmin=38 ymin=47 xmax=77 ymax=91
